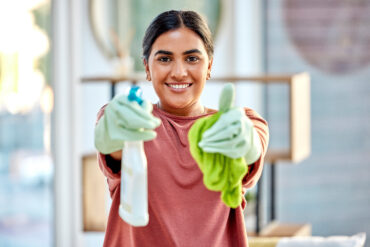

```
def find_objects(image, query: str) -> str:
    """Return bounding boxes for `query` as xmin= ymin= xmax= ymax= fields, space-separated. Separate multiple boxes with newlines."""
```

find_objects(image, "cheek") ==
xmin=150 ymin=64 xmax=169 ymax=80
xmin=189 ymin=64 xmax=208 ymax=79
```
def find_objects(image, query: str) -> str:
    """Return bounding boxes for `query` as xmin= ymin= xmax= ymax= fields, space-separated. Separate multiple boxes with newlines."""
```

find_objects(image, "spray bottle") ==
xmin=119 ymin=86 xmax=149 ymax=227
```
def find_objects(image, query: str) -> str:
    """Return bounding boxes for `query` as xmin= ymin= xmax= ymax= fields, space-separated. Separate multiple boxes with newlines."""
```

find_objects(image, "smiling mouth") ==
xmin=165 ymin=83 xmax=193 ymax=89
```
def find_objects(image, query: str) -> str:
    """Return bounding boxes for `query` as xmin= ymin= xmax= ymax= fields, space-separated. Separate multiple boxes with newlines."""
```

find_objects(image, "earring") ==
xmin=206 ymin=73 xmax=211 ymax=80
xmin=146 ymin=74 xmax=151 ymax=81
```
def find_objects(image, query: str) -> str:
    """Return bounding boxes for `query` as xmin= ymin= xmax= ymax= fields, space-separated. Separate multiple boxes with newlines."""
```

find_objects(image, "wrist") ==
xmin=110 ymin=150 xmax=122 ymax=160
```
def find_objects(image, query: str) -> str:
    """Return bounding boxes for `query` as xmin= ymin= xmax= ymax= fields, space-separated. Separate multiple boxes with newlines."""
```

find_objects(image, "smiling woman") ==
xmin=144 ymin=27 xmax=212 ymax=116
xmin=142 ymin=11 xmax=213 ymax=117
xmin=94 ymin=10 xmax=269 ymax=247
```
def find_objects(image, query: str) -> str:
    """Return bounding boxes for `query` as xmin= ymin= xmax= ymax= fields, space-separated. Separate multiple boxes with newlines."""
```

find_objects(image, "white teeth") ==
xmin=168 ymin=84 xmax=190 ymax=89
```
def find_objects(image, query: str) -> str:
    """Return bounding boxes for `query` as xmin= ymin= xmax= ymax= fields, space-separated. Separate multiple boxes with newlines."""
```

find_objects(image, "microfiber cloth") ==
xmin=188 ymin=83 xmax=248 ymax=208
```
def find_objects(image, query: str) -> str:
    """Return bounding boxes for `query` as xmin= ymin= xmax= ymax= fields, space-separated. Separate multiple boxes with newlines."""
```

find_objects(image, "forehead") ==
xmin=151 ymin=27 xmax=207 ymax=54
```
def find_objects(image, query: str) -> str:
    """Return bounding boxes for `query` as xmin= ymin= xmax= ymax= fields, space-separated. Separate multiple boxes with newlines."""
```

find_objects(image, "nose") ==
xmin=170 ymin=61 xmax=188 ymax=80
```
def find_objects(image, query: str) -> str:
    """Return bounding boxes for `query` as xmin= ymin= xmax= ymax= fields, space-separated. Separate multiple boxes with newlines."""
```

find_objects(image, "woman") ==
xmin=95 ymin=10 xmax=269 ymax=247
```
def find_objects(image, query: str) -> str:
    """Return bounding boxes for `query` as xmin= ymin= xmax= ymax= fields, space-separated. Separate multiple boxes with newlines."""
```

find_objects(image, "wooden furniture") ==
xmin=81 ymin=72 xmax=311 ymax=232
xmin=248 ymin=221 xmax=312 ymax=247
xmin=82 ymin=153 xmax=107 ymax=231
xmin=258 ymin=221 xmax=311 ymax=237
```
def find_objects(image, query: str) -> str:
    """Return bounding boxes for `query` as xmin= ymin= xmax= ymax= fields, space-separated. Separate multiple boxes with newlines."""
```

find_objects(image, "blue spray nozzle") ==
xmin=128 ymin=86 xmax=143 ymax=105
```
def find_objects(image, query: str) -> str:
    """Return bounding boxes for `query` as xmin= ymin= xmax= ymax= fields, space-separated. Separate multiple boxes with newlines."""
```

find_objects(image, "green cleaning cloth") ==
xmin=188 ymin=83 xmax=248 ymax=208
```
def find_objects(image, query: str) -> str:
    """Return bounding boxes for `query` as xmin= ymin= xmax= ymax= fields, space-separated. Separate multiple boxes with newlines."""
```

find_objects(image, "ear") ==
xmin=207 ymin=57 xmax=213 ymax=80
xmin=143 ymin=58 xmax=151 ymax=81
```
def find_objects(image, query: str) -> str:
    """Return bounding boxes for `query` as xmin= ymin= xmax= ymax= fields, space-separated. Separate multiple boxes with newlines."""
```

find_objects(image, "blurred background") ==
xmin=0 ymin=0 xmax=369 ymax=246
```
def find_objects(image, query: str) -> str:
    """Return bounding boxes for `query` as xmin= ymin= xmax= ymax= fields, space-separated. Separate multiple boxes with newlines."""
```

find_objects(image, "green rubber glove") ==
xmin=95 ymin=94 xmax=161 ymax=154
xmin=198 ymin=85 xmax=262 ymax=163
xmin=188 ymin=112 xmax=247 ymax=208
xmin=188 ymin=83 xmax=248 ymax=208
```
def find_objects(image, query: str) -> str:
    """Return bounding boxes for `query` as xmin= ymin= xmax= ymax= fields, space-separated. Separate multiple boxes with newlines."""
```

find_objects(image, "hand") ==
xmin=198 ymin=83 xmax=262 ymax=163
xmin=95 ymin=94 xmax=161 ymax=154
xmin=188 ymin=83 xmax=252 ymax=208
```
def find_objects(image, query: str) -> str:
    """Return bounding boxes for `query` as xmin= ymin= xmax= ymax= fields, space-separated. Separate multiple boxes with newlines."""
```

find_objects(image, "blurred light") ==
xmin=40 ymin=85 xmax=54 ymax=114
xmin=0 ymin=0 xmax=50 ymax=115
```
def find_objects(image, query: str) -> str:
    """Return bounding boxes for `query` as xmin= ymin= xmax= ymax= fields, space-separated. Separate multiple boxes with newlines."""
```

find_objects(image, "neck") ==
xmin=157 ymin=102 xmax=205 ymax=117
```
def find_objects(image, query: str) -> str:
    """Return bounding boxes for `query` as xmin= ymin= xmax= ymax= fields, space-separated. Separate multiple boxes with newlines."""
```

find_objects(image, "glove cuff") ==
xmin=94 ymin=115 xmax=123 ymax=154
xmin=244 ymin=128 xmax=262 ymax=165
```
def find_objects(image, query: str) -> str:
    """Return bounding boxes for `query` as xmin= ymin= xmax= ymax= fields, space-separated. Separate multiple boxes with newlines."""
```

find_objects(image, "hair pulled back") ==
xmin=142 ymin=10 xmax=214 ymax=61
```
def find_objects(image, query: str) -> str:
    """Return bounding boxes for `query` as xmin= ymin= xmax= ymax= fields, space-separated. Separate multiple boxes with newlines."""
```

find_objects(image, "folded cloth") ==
xmin=277 ymin=233 xmax=366 ymax=247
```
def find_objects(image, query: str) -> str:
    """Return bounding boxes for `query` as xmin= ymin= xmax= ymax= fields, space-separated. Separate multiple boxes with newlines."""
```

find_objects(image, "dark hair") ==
xmin=142 ymin=10 xmax=214 ymax=61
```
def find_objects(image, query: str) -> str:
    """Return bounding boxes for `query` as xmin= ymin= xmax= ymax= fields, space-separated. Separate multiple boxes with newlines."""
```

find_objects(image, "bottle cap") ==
xmin=128 ymin=86 xmax=143 ymax=105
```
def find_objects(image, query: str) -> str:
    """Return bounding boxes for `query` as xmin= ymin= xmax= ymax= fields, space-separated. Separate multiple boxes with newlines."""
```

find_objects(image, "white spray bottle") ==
xmin=119 ymin=86 xmax=149 ymax=227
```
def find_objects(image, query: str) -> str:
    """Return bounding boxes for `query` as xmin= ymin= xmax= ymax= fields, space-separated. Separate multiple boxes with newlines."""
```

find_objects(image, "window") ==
xmin=0 ymin=1 xmax=53 ymax=246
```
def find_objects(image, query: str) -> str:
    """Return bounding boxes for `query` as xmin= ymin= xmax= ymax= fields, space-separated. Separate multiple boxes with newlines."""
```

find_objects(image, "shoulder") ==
xmin=242 ymin=107 xmax=269 ymax=139
xmin=243 ymin=107 xmax=266 ymax=123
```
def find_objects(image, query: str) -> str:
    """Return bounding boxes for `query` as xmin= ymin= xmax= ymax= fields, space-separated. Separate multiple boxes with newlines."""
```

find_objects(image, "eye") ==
xmin=158 ymin=56 xmax=171 ymax=63
xmin=186 ymin=56 xmax=199 ymax=63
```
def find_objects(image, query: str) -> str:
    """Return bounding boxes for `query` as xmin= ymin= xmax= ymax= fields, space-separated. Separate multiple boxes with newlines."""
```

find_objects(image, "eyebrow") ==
xmin=183 ymin=49 xmax=202 ymax=55
xmin=154 ymin=50 xmax=172 ymax=56
xmin=154 ymin=49 xmax=202 ymax=56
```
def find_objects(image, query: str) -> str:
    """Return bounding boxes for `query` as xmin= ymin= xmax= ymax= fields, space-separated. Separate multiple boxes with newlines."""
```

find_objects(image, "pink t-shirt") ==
xmin=97 ymin=105 xmax=269 ymax=247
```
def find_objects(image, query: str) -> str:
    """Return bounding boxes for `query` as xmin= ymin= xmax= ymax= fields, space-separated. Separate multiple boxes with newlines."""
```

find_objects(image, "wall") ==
xmin=265 ymin=0 xmax=370 ymax=243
